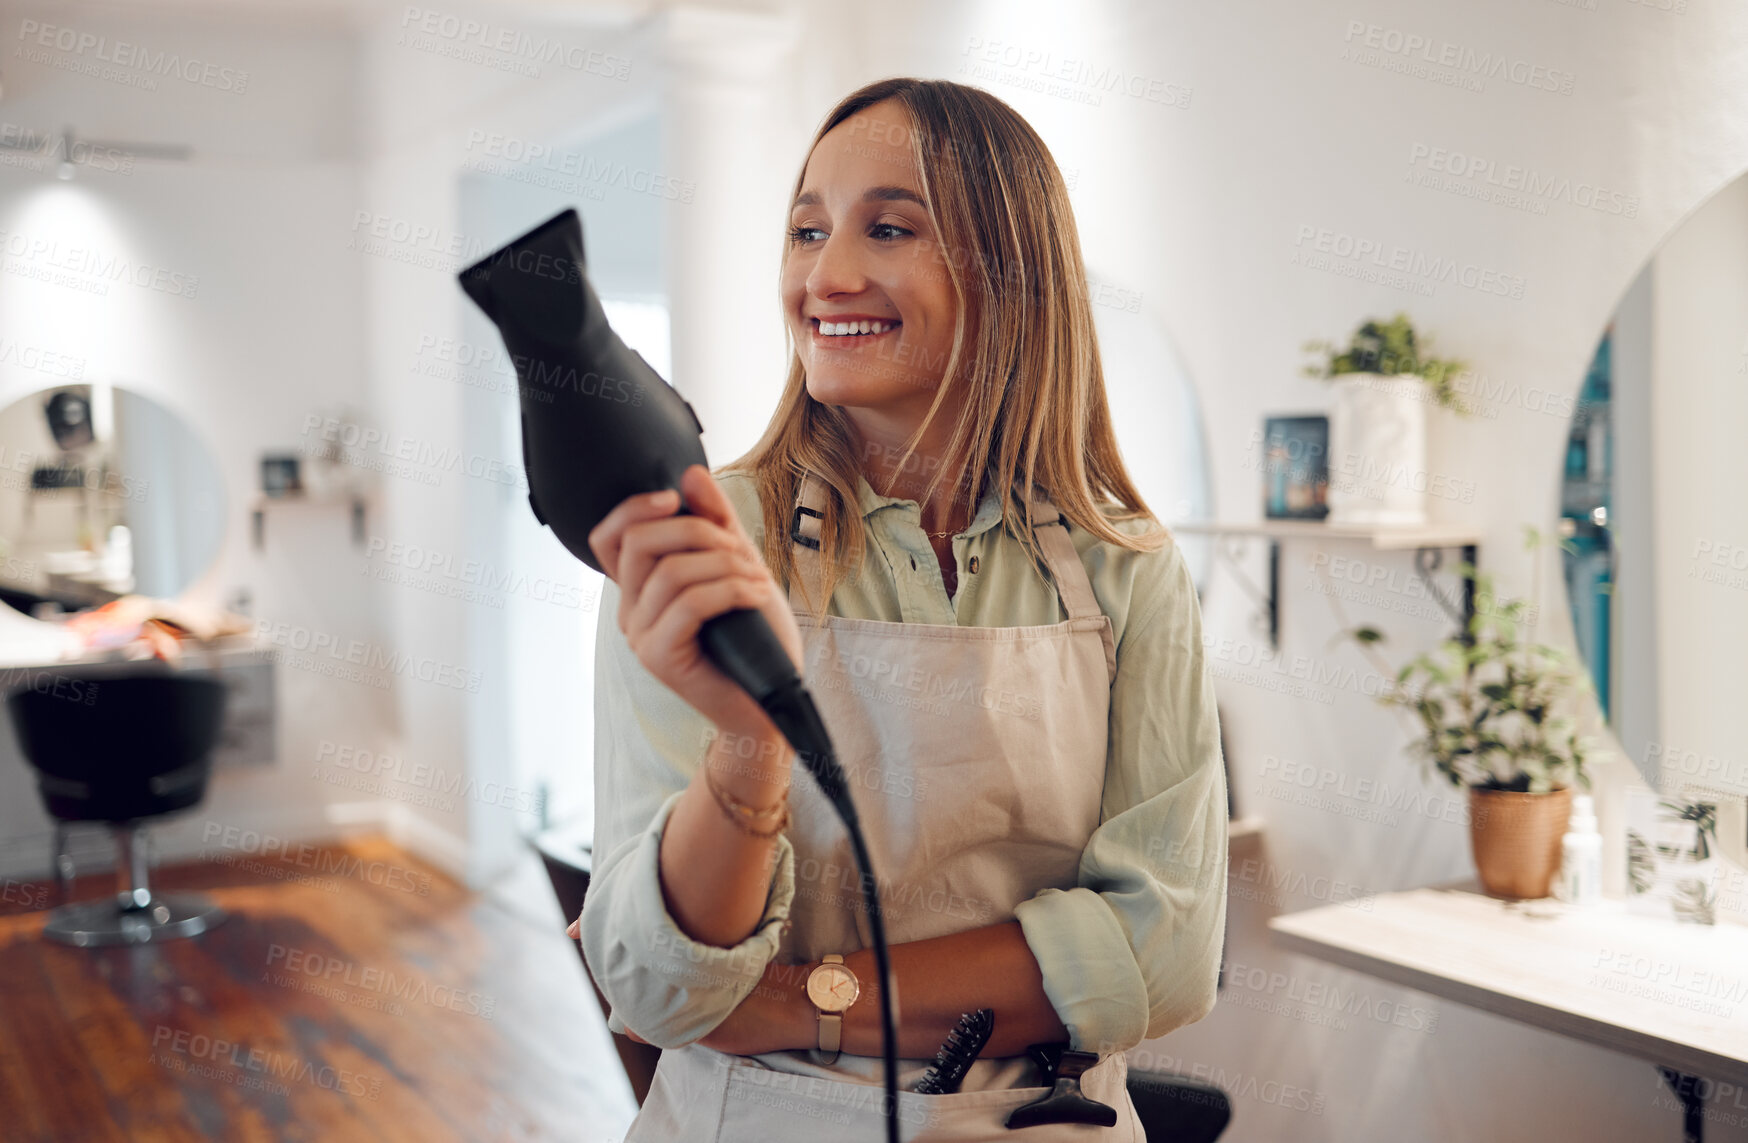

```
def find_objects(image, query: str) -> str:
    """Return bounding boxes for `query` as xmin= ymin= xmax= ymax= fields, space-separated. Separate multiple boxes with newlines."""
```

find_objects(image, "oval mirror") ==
xmin=1561 ymin=170 xmax=1748 ymax=802
xmin=0 ymin=384 xmax=225 ymax=616
xmin=1088 ymin=274 xmax=1213 ymax=587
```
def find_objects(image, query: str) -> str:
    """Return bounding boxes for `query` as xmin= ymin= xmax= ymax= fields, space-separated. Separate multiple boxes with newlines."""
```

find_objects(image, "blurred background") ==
xmin=0 ymin=0 xmax=1744 ymax=1140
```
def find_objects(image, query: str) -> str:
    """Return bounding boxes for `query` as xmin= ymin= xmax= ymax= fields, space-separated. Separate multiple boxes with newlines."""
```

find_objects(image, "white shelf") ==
xmin=1173 ymin=519 xmax=1481 ymax=552
xmin=1176 ymin=521 xmax=1482 ymax=649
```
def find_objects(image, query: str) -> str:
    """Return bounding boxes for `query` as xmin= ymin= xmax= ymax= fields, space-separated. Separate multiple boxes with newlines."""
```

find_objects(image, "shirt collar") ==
xmin=852 ymin=463 xmax=1010 ymax=542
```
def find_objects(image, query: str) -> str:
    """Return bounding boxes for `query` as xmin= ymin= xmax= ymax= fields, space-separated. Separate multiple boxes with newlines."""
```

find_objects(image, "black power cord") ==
xmin=761 ymin=681 xmax=901 ymax=1143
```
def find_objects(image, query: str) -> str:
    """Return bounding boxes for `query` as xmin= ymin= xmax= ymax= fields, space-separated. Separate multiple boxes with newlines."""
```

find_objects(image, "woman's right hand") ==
xmin=588 ymin=464 xmax=806 ymax=744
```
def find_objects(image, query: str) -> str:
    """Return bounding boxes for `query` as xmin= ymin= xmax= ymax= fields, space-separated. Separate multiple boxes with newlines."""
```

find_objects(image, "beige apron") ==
xmin=624 ymin=472 xmax=1142 ymax=1142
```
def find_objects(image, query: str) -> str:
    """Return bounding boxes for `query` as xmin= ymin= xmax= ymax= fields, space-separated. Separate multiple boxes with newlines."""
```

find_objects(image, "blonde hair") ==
xmin=721 ymin=76 xmax=1167 ymax=622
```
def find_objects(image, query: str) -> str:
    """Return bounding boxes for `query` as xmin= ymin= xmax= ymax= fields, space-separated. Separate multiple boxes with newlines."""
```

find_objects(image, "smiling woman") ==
xmin=576 ymin=76 xmax=1228 ymax=1143
xmin=749 ymin=79 xmax=1169 ymax=616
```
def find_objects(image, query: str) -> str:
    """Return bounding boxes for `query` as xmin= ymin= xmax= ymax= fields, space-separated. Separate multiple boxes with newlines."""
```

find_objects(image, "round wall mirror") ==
xmin=0 ymin=384 xmax=225 ymax=616
xmin=1560 ymin=169 xmax=1748 ymax=802
xmin=1088 ymin=276 xmax=1213 ymax=587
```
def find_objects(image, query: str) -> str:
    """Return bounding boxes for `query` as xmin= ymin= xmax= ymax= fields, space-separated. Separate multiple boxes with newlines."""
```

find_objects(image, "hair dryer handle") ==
xmin=698 ymin=608 xmax=801 ymax=707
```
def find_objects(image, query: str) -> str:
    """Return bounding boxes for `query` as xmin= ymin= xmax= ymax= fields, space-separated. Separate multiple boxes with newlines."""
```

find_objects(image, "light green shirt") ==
xmin=578 ymin=468 xmax=1229 ymax=1056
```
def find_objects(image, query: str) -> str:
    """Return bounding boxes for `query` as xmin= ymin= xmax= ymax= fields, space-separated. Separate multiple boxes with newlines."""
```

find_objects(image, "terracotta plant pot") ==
xmin=1468 ymin=786 xmax=1572 ymax=900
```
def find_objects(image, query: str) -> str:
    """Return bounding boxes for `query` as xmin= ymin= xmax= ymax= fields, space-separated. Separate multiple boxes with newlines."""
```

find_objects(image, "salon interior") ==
xmin=0 ymin=0 xmax=1744 ymax=1140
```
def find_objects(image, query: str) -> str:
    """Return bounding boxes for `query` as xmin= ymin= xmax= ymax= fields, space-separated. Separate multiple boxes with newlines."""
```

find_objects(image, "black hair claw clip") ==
xmin=1005 ymin=1043 xmax=1119 ymax=1130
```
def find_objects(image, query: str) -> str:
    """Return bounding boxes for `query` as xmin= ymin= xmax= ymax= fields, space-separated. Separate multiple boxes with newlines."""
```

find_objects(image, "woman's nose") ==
xmin=806 ymin=231 xmax=867 ymax=298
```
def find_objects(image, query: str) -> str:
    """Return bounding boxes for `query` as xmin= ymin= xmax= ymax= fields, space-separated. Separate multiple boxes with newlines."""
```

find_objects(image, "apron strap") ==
xmin=786 ymin=470 xmax=830 ymax=613
xmin=1023 ymin=488 xmax=1120 ymax=686
xmin=786 ymin=472 xmax=1119 ymax=684
xmin=1021 ymin=491 xmax=1104 ymax=624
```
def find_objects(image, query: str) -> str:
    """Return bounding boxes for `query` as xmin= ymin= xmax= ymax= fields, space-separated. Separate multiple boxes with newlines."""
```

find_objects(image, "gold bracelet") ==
xmin=704 ymin=766 xmax=791 ymax=838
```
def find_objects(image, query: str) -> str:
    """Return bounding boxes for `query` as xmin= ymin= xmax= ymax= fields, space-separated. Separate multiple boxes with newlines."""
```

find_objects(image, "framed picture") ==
xmin=1625 ymin=789 xmax=1719 ymax=925
xmin=260 ymin=454 xmax=304 ymax=499
xmin=1261 ymin=415 xmax=1329 ymax=520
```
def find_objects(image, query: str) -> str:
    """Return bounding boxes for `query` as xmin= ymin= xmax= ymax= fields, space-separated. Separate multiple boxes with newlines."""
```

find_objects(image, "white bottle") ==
xmin=1557 ymin=794 xmax=1602 ymax=905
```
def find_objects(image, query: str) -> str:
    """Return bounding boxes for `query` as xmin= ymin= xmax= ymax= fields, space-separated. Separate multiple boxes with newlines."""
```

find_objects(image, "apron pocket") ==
xmin=719 ymin=1054 xmax=1139 ymax=1142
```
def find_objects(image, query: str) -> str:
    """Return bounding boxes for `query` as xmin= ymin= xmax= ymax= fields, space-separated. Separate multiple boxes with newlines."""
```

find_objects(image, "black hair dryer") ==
xmin=456 ymin=208 xmax=798 ymax=711
xmin=456 ymin=209 xmax=900 ymax=1143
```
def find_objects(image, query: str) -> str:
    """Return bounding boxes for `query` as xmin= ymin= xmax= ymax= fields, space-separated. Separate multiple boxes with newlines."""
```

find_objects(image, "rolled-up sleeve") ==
xmin=577 ymin=574 xmax=796 ymax=1049
xmin=1012 ymin=535 xmax=1229 ymax=1055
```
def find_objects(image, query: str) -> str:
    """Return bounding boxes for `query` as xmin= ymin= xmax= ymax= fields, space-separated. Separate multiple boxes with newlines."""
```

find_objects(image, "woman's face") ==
xmin=782 ymin=99 xmax=958 ymax=419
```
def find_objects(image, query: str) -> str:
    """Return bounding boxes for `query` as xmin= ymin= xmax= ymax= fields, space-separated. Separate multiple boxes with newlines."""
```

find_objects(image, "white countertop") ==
xmin=1270 ymin=882 xmax=1748 ymax=1085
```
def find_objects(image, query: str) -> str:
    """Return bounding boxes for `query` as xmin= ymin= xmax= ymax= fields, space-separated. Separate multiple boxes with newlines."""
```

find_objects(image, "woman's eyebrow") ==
xmin=791 ymin=186 xmax=927 ymax=209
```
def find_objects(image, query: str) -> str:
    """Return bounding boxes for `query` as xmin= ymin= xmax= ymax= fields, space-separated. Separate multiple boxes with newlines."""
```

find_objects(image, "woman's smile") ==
xmin=808 ymin=315 xmax=903 ymax=349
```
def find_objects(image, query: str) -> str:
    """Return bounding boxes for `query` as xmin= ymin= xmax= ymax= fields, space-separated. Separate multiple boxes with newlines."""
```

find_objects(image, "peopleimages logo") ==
xmin=0 ymin=226 xmax=201 ymax=299
xmin=1340 ymin=20 xmax=1575 ymax=96
xmin=150 ymin=1026 xmax=382 ymax=1099
xmin=314 ymin=739 xmax=545 ymax=814
xmin=16 ymin=20 xmax=251 ymax=93
xmin=397 ymin=6 xmax=630 ymax=80
xmin=0 ymin=334 xmax=86 ymax=379
xmin=1406 ymin=143 xmax=1638 ymax=218
xmin=1292 ymin=224 xmax=1526 ymax=299
xmin=254 ymin=618 xmax=484 ymax=694
xmin=200 ymin=821 xmax=435 ymax=896
xmin=463 ymin=131 xmax=695 ymax=203
xmin=265 ymin=944 xmax=497 ymax=1019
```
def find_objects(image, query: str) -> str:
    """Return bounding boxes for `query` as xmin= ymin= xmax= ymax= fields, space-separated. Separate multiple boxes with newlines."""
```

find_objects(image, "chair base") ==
xmin=42 ymin=891 xmax=226 ymax=948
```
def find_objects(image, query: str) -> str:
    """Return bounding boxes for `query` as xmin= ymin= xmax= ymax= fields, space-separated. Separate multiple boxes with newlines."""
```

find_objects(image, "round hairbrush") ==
xmin=913 ymin=1008 xmax=995 ymax=1095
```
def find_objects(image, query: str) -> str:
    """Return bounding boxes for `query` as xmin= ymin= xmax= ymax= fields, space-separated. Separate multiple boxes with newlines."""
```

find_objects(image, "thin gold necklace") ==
xmin=924 ymin=514 xmax=970 ymax=539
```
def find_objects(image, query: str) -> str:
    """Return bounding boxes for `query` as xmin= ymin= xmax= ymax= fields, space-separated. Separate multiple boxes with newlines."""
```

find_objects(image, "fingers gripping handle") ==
xmin=697 ymin=607 xmax=801 ymax=709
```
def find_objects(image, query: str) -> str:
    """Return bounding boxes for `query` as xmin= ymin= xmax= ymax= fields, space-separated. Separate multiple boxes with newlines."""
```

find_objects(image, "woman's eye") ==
xmin=786 ymin=223 xmax=912 ymax=245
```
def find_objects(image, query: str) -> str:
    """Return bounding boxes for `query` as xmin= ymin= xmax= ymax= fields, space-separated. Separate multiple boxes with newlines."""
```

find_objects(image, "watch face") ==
xmin=807 ymin=964 xmax=859 ymax=1012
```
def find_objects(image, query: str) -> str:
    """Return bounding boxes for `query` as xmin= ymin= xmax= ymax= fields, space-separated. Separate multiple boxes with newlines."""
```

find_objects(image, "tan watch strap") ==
xmin=818 ymin=953 xmax=844 ymax=1063
xmin=818 ymin=1013 xmax=842 ymax=1060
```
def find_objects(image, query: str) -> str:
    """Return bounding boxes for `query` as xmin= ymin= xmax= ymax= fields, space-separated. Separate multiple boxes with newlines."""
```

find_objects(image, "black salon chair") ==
xmin=1127 ymin=1069 xmax=1232 ymax=1141
xmin=7 ymin=672 xmax=229 ymax=947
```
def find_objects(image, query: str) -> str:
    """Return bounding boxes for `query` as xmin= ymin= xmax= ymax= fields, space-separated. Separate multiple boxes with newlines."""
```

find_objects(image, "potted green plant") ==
xmin=1342 ymin=560 xmax=1594 ymax=899
xmin=1303 ymin=313 xmax=1469 ymax=529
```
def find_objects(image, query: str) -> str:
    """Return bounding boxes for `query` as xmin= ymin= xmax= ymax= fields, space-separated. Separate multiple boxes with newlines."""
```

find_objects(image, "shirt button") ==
xmin=968 ymin=556 xmax=980 ymax=574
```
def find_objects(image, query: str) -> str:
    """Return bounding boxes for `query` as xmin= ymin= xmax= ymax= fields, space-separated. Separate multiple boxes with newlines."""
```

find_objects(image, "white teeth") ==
xmin=818 ymin=320 xmax=893 ymax=336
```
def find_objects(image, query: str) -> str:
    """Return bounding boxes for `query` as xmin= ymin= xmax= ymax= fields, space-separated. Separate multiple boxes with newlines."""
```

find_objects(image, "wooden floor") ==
xmin=0 ymin=837 xmax=637 ymax=1143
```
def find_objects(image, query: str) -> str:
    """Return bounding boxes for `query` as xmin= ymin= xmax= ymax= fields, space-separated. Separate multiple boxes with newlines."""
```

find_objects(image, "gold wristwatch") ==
xmin=805 ymin=953 xmax=861 ymax=1064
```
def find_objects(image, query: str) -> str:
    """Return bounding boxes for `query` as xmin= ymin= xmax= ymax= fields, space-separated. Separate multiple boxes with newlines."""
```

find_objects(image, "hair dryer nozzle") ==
xmin=456 ymin=209 xmax=709 ymax=576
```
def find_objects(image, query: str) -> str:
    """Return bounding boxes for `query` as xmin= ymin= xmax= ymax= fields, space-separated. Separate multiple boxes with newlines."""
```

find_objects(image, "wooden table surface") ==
xmin=1269 ymin=883 xmax=1748 ymax=1086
